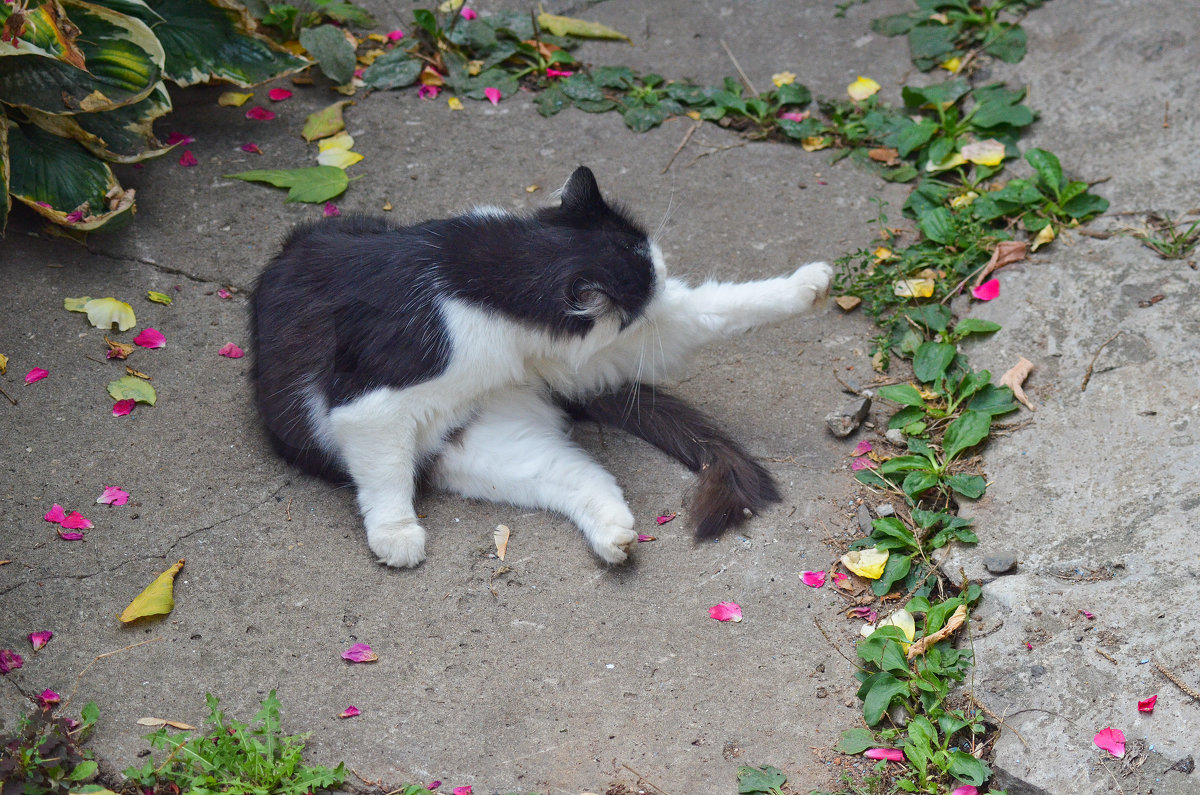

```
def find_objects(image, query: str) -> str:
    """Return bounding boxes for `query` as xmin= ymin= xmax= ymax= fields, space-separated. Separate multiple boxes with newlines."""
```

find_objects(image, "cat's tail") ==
xmin=563 ymin=384 xmax=781 ymax=539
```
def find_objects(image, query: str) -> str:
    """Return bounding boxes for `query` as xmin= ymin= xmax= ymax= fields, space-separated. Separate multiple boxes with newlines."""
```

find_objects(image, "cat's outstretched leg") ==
xmin=328 ymin=394 xmax=426 ymax=568
xmin=431 ymin=388 xmax=639 ymax=564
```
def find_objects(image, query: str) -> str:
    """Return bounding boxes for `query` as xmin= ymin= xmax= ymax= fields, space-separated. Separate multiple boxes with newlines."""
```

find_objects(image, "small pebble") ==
xmin=984 ymin=551 xmax=1019 ymax=574
xmin=856 ymin=503 xmax=873 ymax=534
xmin=885 ymin=428 xmax=905 ymax=444
xmin=825 ymin=396 xmax=872 ymax=438
xmin=875 ymin=503 xmax=895 ymax=517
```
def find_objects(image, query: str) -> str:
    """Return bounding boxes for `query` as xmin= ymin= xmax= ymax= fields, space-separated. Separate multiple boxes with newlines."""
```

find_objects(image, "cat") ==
xmin=251 ymin=166 xmax=832 ymax=568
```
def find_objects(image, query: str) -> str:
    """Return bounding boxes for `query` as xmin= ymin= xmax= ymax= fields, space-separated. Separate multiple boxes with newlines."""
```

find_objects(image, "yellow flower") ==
xmin=940 ymin=56 xmax=962 ymax=73
xmin=847 ymin=75 xmax=880 ymax=101
xmin=772 ymin=71 xmax=796 ymax=87
xmin=842 ymin=547 xmax=889 ymax=579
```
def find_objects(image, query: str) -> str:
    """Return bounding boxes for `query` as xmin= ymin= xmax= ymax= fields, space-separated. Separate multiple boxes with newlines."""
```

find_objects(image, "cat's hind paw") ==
xmin=367 ymin=519 xmax=427 ymax=568
xmin=590 ymin=525 xmax=639 ymax=565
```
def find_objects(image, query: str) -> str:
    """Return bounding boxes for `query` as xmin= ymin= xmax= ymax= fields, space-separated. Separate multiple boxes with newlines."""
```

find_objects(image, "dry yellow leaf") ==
xmin=801 ymin=136 xmax=830 ymax=152
xmin=136 ymin=717 xmax=197 ymax=730
xmin=218 ymin=91 xmax=253 ymax=107
xmin=907 ymin=604 xmax=967 ymax=658
xmin=1031 ymin=224 xmax=1056 ymax=251
xmin=119 ymin=559 xmax=184 ymax=623
xmin=834 ymin=295 xmax=861 ymax=311
xmin=447 ymin=96 xmax=464 ymax=111
xmin=494 ymin=524 xmax=510 ymax=560
xmin=1001 ymin=356 xmax=1036 ymax=411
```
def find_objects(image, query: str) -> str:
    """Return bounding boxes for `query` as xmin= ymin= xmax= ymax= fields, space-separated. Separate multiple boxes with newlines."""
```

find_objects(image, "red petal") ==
xmin=61 ymin=511 xmax=93 ymax=530
xmin=37 ymin=689 xmax=60 ymax=708
xmin=44 ymin=504 xmax=67 ymax=523
xmin=113 ymin=399 xmax=136 ymax=416
xmin=637 ymin=534 xmax=656 ymax=542
xmin=29 ymin=631 xmax=53 ymax=651
xmin=57 ymin=530 xmax=85 ymax=540
xmin=219 ymin=343 xmax=245 ymax=359
xmin=165 ymin=132 xmax=194 ymax=146
xmin=1093 ymin=727 xmax=1125 ymax=758
xmin=971 ymin=278 xmax=1000 ymax=301
xmin=1137 ymin=695 xmax=1157 ymax=713
xmin=341 ymin=643 xmax=378 ymax=663
xmin=801 ymin=570 xmax=826 ymax=587
xmin=338 ymin=705 xmax=360 ymax=718
xmin=0 ymin=649 xmax=23 ymax=673
xmin=134 ymin=328 xmax=166 ymax=349
xmin=324 ymin=202 xmax=340 ymax=217
xmin=655 ymin=512 xmax=677 ymax=525
xmin=25 ymin=367 xmax=49 ymax=384
xmin=708 ymin=602 xmax=742 ymax=622
xmin=241 ymin=143 xmax=263 ymax=154
xmin=97 ymin=487 xmax=130 ymax=506
xmin=179 ymin=150 xmax=198 ymax=167
xmin=217 ymin=289 xmax=232 ymax=299
xmin=268 ymin=88 xmax=293 ymax=101
xmin=245 ymin=107 xmax=276 ymax=121
xmin=387 ymin=29 xmax=404 ymax=42
xmin=864 ymin=748 xmax=904 ymax=761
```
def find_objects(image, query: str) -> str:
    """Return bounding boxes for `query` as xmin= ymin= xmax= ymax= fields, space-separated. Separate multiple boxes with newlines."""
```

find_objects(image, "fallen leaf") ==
xmin=37 ymin=689 xmax=60 ymax=708
xmin=218 ymin=91 xmax=253 ymax=107
xmin=847 ymin=76 xmax=880 ymax=101
xmin=338 ymin=706 xmax=360 ymax=719
xmin=0 ymin=353 xmax=6 ymax=375
xmin=28 ymin=631 xmax=52 ymax=651
xmin=245 ymin=106 xmax=276 ymax=121
xmin=61 ymin=511 xmax=93 ymax=530
xmin=1031 ymin=223 xmax=1055 ymax=251
xmin=961 ymin=139 xmax=1006 ymax=167
xmin=147 ymin=291 xmax=173 ymax=305
xmin=179 ymin=150 xmax=198 ymax=167
xmin=842 ymin=547 xmax=889 ymax=579
xmin=1138 ymin=695 xmax=1157 ymax=713
xmin=864 ymin=748 xmax=903 ymax=761
xmin=133 ymin=328 xmax=165 ymax=349
xmin=907 ymin=604 xmax=967 ymax=658
xmin=225 ymin=167 xmax=350 ymax=203
xmin=112 ymin=399 xmax=136 ymax=416
xmin=1094 ymin=727 xmax=1125 ymax=758
xmin=709 ymin=602 xmax=742 ymax=622
xmin=0 ymin=649 xmax=24 ymax=673
xmin=834 ymin=295 xmax=861 ymax=311
xmin=970 ymin=278 xmax=1000 ymax=301
xmin=925 ymin=151 xmax=966 ymax=172
xmin=119 ymin=559 xmax=185 ymax=623
xmin=848 ymin=606 xmax=877 ymax=622
xmin=874 ymin=246 xmax=893 ymax=260
xmin=97 ymin=487 xmax=130 ymax=506
xmin=107 ymin=375 xmax=157 ymax=405
xmin=44 ymin=505 xmax=67 ymax=523
xmin=1000 ymin=356 xmax=1036 ymax=411
xmin=219 ymin=343 xmax=245 ymax=359
xmin=537 ymin=13 xmax=631 ymax=42
xmin=136 ymin=717 xmax=196 ymax=730
xmin=975 ymin=240 xmax=1027 ymax=286
xmin=268 ymin=88 xmax=293 ymax=101
xmin=801 ymin=571 xmax=826 ymax=588
xmin=341 ymin=643 xmax=378 ymax=663
xmin=868 ymin=147 xmax=900 ymax=165
xmin=125 ymin=367 xmax=151 ymax=380
xmin=893 ymin=278 xmax=935 ymax=298
xmin=77 ymin=297 xmax=136 ymax=331
xmin=494 ymin=524 xmax=510 ymax=560
xmin=656 ymin=512 xmax=677 ymax=525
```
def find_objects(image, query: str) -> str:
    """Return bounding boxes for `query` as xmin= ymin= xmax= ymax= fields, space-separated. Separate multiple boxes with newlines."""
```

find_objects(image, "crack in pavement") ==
xmin=83 ymin=245 xmax=243 ymax=291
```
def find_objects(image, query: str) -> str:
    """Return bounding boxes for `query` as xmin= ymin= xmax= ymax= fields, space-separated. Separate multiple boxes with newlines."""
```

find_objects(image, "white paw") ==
xmin=790 ymin=261 xmax=834 ymax=309
xmin=366 ymin=519 xmax=427 ymax=568
xmin=591 ymin=525 xmax=639 ymax=565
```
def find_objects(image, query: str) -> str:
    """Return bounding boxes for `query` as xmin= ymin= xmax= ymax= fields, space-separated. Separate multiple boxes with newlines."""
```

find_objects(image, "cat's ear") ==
xmin=560 ymin=166 xmax=605 ymax=213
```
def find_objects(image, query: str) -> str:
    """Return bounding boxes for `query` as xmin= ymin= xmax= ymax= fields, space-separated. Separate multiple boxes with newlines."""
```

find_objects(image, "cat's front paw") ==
xmin=366 ymin=519 xmax=427 ymax=568
xmin=591 ymin=525 xmax=639 ymax=565
xmin=789 ymin=261 xmax=834 ymax=310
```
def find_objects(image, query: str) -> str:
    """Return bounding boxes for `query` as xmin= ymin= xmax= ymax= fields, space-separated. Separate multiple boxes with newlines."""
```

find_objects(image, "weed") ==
xmin=0 ymin=698 xmax=100 ymax=795
xmin=1136 ymin=212 xmax=1200 ymax=259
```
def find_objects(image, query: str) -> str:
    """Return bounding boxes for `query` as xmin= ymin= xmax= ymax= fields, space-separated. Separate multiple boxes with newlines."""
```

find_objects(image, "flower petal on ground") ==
xmin=134 ymin=328 xmax=166 ymax=349
xmin=893 ymin=278 xmax=935 ymax=298
xmin=112 ymin=399 xmax=136 ymax=416
xmin=147 ymin=291 xmax=173 ymax=305
xmin=656 ymin=512 xmax=677 ymax=525
xmin=387 ymin=29 xmax=404 ymax=41
xmin=44 ymin=504 xmax=67 ymax=523
xmin=57 ymin=530 xmax=85 ymax=540
xmin=179 ymin=150 xmax=198 ymax=167
xmin=484 ymin=86 xmax=501 ymax=105
xmin=165 ymin=132 xmax=194 ymax=146
xmin=452 ymin=786 xmax=472 ymax=795
xmin=61 ymin=512 xmax=93 ymax=530
xmin=1032 ymin=223 xmax=1056 ymax=252
xmin=219 ymin=343 xmax=244 ymax=359
xmin=940 ymin=57 xmax=962 ymax=73
xmin=447 ymin=96 xmax=464 ymax=111
xmin=417 ymin=84 xmax=440 ymax=100
xmin=459 ymin=8 xmax=476 ymax=19
xmin=83 ymin=298 xmax=136 ymax=331
xmin=854 ymin=441 xmax=874 ymax=456
xmin=777 ymin=110 xmax=808 ymax=122
xmin=268 ymin=88 xmax=293 ymax=101
xmin=245 ymin=106 xmax=276 ymax=121
xmin=1138 ymin=695 xmax=1157 ymax=713
xmin=324 ymin=202 xmax=340 ymax=217
xmin=0 ymin=649 xmax=22 ymax=674
xmin=1094 ymin=727 xmax=1125 ymax=758
xmin=97 ymin=487 xmax=130 ymax=506
xmin=545 ymin=67 xmax=574 ymax=78
xmin=851 ymin=457 xmax=877 ymax=471
xmin=26 ymin=367 xmax=49 ymax=384
xmin=849 ymin=606 xmax=877 ymax=622
xmin=847 ymin=76 xmax=880 ymax=101
xmin=842 ymin=547 xmax=889 ymax=579
xmin=971 ymin=278 xmax=1000 ymax=301
xmin=29 ymin=631 xmax=53 ymax=651
xmin=316 ymin=148 xmax=363 ymax=168
xmin=338 ymin=705 xmax=360 ymax=718
xmin=342 ymin=643 xmax=378 ymax=662
xmin=119 ymin=559 xmax=185 ymax=623
xmin=637 ymin=534 xmax=656 ymax=542
xmin=961 ymin=138 xmax=1006 ymax=167
xmin=37 ymin=689 xmax=60 ymax=708
xmin=876 ymin=609 xmax=916 ymax=642
xmin=772 ymin=71 xmax=796 ymax=87
xmin=801 ymin=571 xmax=826 ymax=587
xmin=241 ymin=143 xmax=263 ymax=154
xmin=709 ymin=602 xmax=742 ymax=622
xmin=950 ymin=787 xmax=978 ymax=795
xmin=864 ymin=748 xmax=903 ymax=761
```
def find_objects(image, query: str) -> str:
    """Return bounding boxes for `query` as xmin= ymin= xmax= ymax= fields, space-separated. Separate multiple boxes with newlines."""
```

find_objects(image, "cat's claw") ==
xmin=367 ymin=519 xmax=427 ymax=568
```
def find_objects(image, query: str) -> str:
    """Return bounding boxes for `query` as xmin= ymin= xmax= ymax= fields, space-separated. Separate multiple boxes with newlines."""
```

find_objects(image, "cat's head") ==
xmin=539 ymin=166 xmax=660 ymax=332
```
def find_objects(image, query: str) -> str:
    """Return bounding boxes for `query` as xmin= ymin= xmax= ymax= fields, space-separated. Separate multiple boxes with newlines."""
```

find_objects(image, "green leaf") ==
xmin=412 ymin=8 xmax=438 ymax=37
xmin=107 ymin=375 xmax=156 ymax=405
xmin=24 ymin=81 xmax=174 ymax=163
xmin=888 ymin=406 xmax=925 ymax=430
xmin=872 ymin=553 xmax=912 ymax=596
xmin=775 ymin=81 xmax=812 ymax=107
xmin=871 ymin=13 xmax=918 ymax=37
xmin=943 ymin=410 xmax=990 ymax=460
xmin=913 ymin=341 xmax=956 ymax=383
xmin=1025 ymin=148 xmax=1064 ymax=196
xmin=945 ymin=474 xmax=986 ymax=499
xmin=953 ymin=318 xmax=1001 ymax=337
xmin=736 ymin=764 xmax=786 ymax=794
xmin=68 ymin=760 xmax=99 ymax=781
xmin=778 ymin=117 xmax=823 ymax=140
xmin=299 ymin=24 xmax=355 ymax=85
xmin=907 ymin=24 xmax=958 ymax=66
xmin=967 ymin=384 xmax=1019 ymax=416
xmin=622 ymin=104 xmax=669 ymax=132
xmin=537 ymin=12 xmax=631 ymax=43
xmin=878 ymin=384 xmax=926 ymax=407
xmin=901 ymin=79 xmax=969 ymax=109
xmin=862 ymin=672 xmax=910 ymax=725
xmin=558 ymin=74 xmax=604 ymax=103
xmin=902 ymin=470 xmax=939 ymax=499
xmin=534 ymin=84 xmax=569 ymax=116
xmin=895 ymin=118 xmax=937 ymax=158
xmin=361 ymin=50 xmax=422 ymax=90
xmin=948 ymin=750 xmax=990 ymax=786
xmin=880 ymin=455 xmax=934 ymax=474
xmin=855 ymin=468 xmax=891 ymax=489
xmin=224 ymin=166 xmax=349 ymax=204
xmin=985 ymin=24 xmax=1027 ymax=63
xmin=1062 ymin=192 xmax=1109 ymax=220
xmin=301 ymin=100 xmax=353 ymax=142
xmin=918 ymin=206 xmax=955 ymax=245
xmin=904 ymin=304 xmax=951 ymax=333
xmin=834 ymin=727 xmax=875 ymax=755
xmin=590 ymin=65 xmax=634 ymax=89
xmin=970 ymin=95 xmax=1035 ymax=129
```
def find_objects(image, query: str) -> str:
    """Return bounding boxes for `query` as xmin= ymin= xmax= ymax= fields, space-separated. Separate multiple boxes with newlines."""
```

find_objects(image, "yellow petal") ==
xmin=847 ymin=75 xmax=880 ymax=101
xmin=686 ymin=110 xmax=702 ymax=121
xmin=961 ymin=138 xmax=1006 ymax=167
xmin=447 ymin=96 xmax=464 ymax=111
xmin=801 ymin=136 xmax=830 ymax=152
xmin=893 ymin=278 xmax=935 ymax=298
xmin=1031 ymin=224 xmax=1056 ymax=251
xmin=841 ymin=547 xmax=889 ymax=579
xmin=64 ymin=296 xmax=92 ymax=313
xmin=317 ymin=132 xmax=355 ymax=152
xmin=467 ymin=59 xmax=484 ymax=76
xmin=940 ymin=56 xmax=962 ymax=73
xmin=366 ymin=33 xmax=389 ymax=43
xmin=316 ymin=148 xmax=364 ymax=168
xmin=925 ymin=152 xmax=967 ymax=172
xmin=218 ymin=91 xmax=253 ymax=107
xmin=119 ymin=559 xmax=184 ymax=623
xmin=772 ymin=71 xmax=796 ymax=87
xmin=950 ymin=190 xmax=979 ymax=209
xmin=873 ymin=246 xmax=893 ymax=261
xmin=878 ymin=609 xmax=916 ymax=641
xmin=357 ymin=48 xmax=385 ymax=67
xmin=438 ymin=0 xmax=464 ymax=11
xmin=0 ymin=353 xmax=6 ymax=375
xmin=84 ymin=298 xmax=136 ymax=331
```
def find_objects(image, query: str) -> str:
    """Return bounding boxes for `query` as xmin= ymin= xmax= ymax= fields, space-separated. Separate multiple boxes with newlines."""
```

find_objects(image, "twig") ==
xmin=1095 ymin=648 xmax=1118 ymax=665
xmin=719 ymin=39 xmax=758 ymax=96
xmin=968 ymin=694 xmax=1028 ymax=748
xmin=683 ymin=140 xmax=748 ymax=169
xmin=0 ymin=385 xmax=16 ymax=406
xmin=1099 ymin=758 xmax=1127 ymax=795
xmin=63 ymin=638 xmax=163 ymax=709
xmin=285 ymin=497 xmax=293 ymax=522
xmin=1163 ymin=100 xmax=1170 ymax=128
xmin=661 ymin=120 xmax=702 ymax=174
xmin=620 ymin=762 xmax=672 ymax=795
xmin=84 ymin=354 xmax=109 ymax=365
xmin=1087 ymin=175 xmax=1113 ymax=188
xmin=832 ymin=369 xmax=864 ymax=396
xmin=811 ymin=617 xmax=863 ymax=670
xmin=1153 ymin=658 xmax=1200 ymax=702
xmin=1080 ymin=330 xmax=1122 ymax=391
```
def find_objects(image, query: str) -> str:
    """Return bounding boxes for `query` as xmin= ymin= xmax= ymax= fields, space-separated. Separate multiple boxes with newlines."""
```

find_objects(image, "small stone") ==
xmin=875 ymin=503 xmax=895 ymax=517
xmin=984 ymin=551 xmax=1018 ymax=574
xmin=885 ymin=428 xmax=905 ymax=444
xmin=815 ymin=686 xmax=827 ymax=699
xmin=825 ymin=396 xmax=872 ymax=437
xmin=857 ymin=503 xmax=873 ymax=534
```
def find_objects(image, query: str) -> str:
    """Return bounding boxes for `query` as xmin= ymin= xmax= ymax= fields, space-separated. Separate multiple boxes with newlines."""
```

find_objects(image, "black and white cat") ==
xmin=251 ymin=167 xmax=831 ymax=568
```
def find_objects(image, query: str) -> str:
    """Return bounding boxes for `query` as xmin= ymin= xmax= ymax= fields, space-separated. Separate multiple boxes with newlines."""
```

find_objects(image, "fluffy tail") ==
xmin=563 ymin=384 xmax=781 ymax=539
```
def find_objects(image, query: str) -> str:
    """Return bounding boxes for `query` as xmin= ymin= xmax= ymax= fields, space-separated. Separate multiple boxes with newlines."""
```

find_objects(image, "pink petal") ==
xmin=37 ymin=689 xmax=60 ymax=708
xmin=453 ymin=787 xmax=472 ymax=795
xmin=245 ymin=106 xmax=276 ymax=121
xmin=268 ymin=88 xmax=293 ymax=101
xmin=97 ymin=487 xmax=130 ymax=506
xmin=341 ymin=643 xmax=378 ymax=663
xmin=851 ymin=457 xmax=877 ymax=470
xmin=338 ymin=705 xmax=360 ymax=718
xmin=849 ymin=606 xmax=877 ymax=622
xmin=484 ymin=86 xmax=501 ymax=105
xmin=1138 ymin=695 xmax=1157 ymax=713
xmin=801 ymin=570 xmax=827 ymax=587
xmin=832 ymin=572 xmax=849 ymax=583
xmin=57 ymin=530 xmax=85 ymax=541
xmin=417 ymin=85 xmax=440 ymax=99
xmin=427 ymin=783 xmax=441 ymax=791
xmin=387 ymin=29 xmax=404 ymax=42
xmin=971 ymin=278 xmax=1000 ymax=301
xmin=354 ymin=67 xmax=364 ymax=79
xmin=1025 ymin=641 xmax=1033 ymax=650
xmin=165 ymin=132 xmax=194 ymax=146
xmin=25 ymin=367 xmax=49 ymax=384
xmin=61 ymin=511 xmax=93 ymax=530
xmin=864 ymin=748 xmax=904 ymax=762
xmin=777 ymin=110 xmax=810 ymax=123
xmin=546 ymin=68 xmax=574 ymax=78
xmin=44 ymin=504 xmax=67 ymax=524
xmin=1080 ymin=610 xmax=1094 ymax=619
xmin=134 ymin=327 xmax=166 ymax=349
xmin=0 ymin=649 xmax=23 ymax=674
xmin=29 ymin=631 xmax=53 ymax=651
xmin=1093 ymin=727 xmax=1125 ymax=758
xmin=853 ymin=440 xmax=873 ymax=456
xmin=219 ymin=343 xmax=245 ymax=359
xmin=179 ymin=150 xmax=198 ymax=167
xmin=655 ymin=512 xmax=677 ymax=525
xmin=708 ymin=602 xmax=742 ymax=622
xmin=324 ymin=202 xmax=340 ymax=217
xmin=637 ymin=534 xmax=656 ymax=543
xmin=241 ymin=143 xmax=263 ymax=154
xmin=217 ymin=288 xmax=232 ymax=299
xmin=65 ymin=210 xmax=85 ymax=223
xmin=112 ymin=399 xmax=136 ymax=416
xmin=950 ymin=787 xmax=979 ymax=795
xmin=459 ymin=8 xmax=476 ymax=19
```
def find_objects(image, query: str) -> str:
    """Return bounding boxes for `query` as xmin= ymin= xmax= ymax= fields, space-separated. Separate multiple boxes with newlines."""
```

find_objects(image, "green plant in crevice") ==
xmin=871 ymin=0 xmax=1045 ymax=72
xmin=0 ymin=697 xmax=101 ymax=794
xmin=1134 ymin=212 xmax=1200 ymax=260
